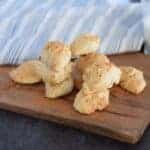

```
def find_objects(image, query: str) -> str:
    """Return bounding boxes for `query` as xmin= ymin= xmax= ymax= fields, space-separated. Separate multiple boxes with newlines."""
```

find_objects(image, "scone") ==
xmin=41 ymin=41 xmax=71 ymax=71
xmin=40 ymin=41 xmax=74 ymax=98
xmin=10 ymin=60 xmax=44 ymax=84
xmin=73 ymin=61 xmax=111 ymax=114
xmin=73 ymin=83 xmax=109 ymax=114
xmin=71 ymin=33 xmax=100 ymax=57
xmin=83 ymin=63 xmax=121 ymax=89
xmin=45 ymin=63 xmax=72 ymax=84
xmin=73 ymin=53 xmax=110 ymax=89
xmin=45 ymin=76 xmax=74 ymax=98
xmin=76 ymin=53 xmax=110 ymax=74
xmin=119 ymin=66 xmax=146 ymax=94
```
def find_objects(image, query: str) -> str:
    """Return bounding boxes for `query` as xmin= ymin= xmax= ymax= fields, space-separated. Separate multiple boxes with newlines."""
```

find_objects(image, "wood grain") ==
xmin=0 ymin=53 xmax=149 ymax=144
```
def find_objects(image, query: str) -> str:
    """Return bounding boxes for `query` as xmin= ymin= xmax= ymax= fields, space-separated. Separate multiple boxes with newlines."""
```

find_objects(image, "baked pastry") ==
xmin=83 ymin=63 xmax=121 ymax=89
xmin=76 ymin=53 xmax=110 ymax=74
xmin=119 ymin=66 xmax=146 ymax=94
xmin=73 ymin=83 xmax=109 ymax=114
xmin=40 ymin=41 xmax=74 ymax=98
xmin=10 ymin=60 xmax=44 ymax=84
xmin=73 ymin=53 xmax=110 ymax=89
xmin=45 ymin=76 xmax=74 ymax=98
xmin=10 ymin=34 xmax=146 ymax=108
xmin=41 ymin=41 xmax=71 ymax=71
xmin=73 ymin=60 xmax=111 ymax=114
xmin=71 ymin=33 xmax=100 ymax=57
xmin=47 ymin=63 xmax=72 ymax=84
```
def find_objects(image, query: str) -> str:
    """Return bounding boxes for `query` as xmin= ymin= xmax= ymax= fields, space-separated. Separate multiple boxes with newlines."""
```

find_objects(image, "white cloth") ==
xmin=0 ymin=0 xmax=144 ymax=64
xmin=142 ymin=1 xmax=150 ymax=54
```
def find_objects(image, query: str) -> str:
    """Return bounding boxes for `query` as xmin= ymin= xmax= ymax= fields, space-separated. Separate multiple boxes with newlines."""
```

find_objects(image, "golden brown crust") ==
xmin=76 ymin=53 xmax=110 ymax=74
xmin=73 ymin=83 xmax=109 ymax=114
xmin=71 ymin=33 xmax=100 ymax=57
xmin=73 ymin=60 xmax=112 ymax=114
xmin=41 ymin=41 xmax=71 ymax=71
xmin=72 ymin=53 xmax=110 ymax=89
xmin=47 ymin=63 xmax=72 ymax=84
xmin=10 ymin=60 xmax=43 ymax=84
xmin=39 ymin=41 xmax=74 ymax=98
xmin=119 ymin=66 xmax=146 ymax=94
xmin=83 ymin=63 xmax=121 ymax=89
xmin=45 ymin=77 xmax=74 ymax=98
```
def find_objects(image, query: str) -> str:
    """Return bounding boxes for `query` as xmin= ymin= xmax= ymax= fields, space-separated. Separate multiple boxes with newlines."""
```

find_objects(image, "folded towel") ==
xmin=0 ymin=0 xmax=144 ymax=64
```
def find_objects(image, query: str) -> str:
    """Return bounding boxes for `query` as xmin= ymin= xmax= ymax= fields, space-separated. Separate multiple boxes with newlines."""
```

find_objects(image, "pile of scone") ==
xmin=10 ymin=33 xmax=146 ymax=115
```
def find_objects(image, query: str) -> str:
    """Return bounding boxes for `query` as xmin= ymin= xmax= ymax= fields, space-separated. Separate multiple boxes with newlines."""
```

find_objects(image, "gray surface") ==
xmin=0 ymin=110 xmax=149 ymax=150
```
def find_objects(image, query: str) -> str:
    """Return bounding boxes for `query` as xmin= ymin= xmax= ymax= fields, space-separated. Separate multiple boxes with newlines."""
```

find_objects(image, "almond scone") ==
xmin=41 ymin=41 xmax=71 ymax=71
xmin=83 ymin=63 xmax=121 ymax=89
xmin=71 ymin=33 xmax=100 ymax=57
xmin=73 ymin=53 xmax=110 ymax=89
xmin=45 ymin=76 xmax=74 ymax=98
xmin=42 ymin=63 xmax=72 ymax=84
xmin=73 ymin=83 xmax=109 ymax=114
xmin=119 ymin=66 xmax=146 ymax=94
xmin=10 ymin=60 xmax=44 ymax=84
xmin=76 ymin=53 xmax=110 ymax=74
xmin=40 ymin=41 xmax=74 ymax=98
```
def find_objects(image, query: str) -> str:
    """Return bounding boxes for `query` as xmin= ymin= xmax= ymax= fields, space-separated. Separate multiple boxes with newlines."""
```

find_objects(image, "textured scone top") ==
xmin=71 ymin=33 xmax=100 ymax=57
xmin=83 ymin=62 xmax=121 ymax=89
xmin=76 ymin=53 xmax=110 ymax=73
xmin=41 ymin=41 xmax=71 ymax=70
xmin=83 ymin=63 xmax=111 ymax=87
xmin=83 ymin=63 xmax=111 ymax=78
xmin=120 ymin=66 xmax=143 ymax=80
xmin=9 ymin=60 xmax=43 ymax=84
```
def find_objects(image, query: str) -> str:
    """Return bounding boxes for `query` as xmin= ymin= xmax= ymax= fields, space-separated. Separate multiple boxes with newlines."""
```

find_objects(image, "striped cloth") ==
xmin=0 ymin=0 xmax=144 ymax=64
xmin=143 ymin=1 xmax=150 ymax=54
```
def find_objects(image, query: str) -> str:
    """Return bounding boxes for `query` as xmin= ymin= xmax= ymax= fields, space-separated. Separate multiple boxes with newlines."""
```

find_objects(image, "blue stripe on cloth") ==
xmin=0 ymin=0 xmax=144 ymax=64
xmin=142 ymin=1 xmax=150 ymax=54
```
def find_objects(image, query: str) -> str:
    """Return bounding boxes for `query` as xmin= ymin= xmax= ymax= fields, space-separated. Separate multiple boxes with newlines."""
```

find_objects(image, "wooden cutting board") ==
xmin=0 ymin=53 xmax=149 ymax=144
